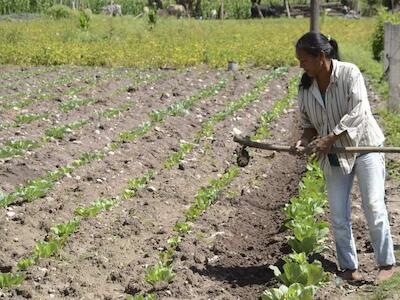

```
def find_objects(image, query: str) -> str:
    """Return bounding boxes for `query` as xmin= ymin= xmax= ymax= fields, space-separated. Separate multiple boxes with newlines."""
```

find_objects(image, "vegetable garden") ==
xmin=1 ymin=15 xmax=400 ymax=300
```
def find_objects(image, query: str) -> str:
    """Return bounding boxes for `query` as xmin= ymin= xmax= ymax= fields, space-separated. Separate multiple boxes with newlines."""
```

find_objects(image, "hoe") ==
xmin=233 ymin=135 xmax=400 ymax=167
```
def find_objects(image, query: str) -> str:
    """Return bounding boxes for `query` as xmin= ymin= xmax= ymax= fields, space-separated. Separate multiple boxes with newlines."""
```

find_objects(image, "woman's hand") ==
xmin=308 ymin=133 xmax=338 ymax=155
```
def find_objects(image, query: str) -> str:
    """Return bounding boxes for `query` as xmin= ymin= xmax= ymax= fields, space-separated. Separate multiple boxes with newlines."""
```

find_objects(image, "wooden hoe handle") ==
xmin=233 ymin=136 xmax=400 ymax=154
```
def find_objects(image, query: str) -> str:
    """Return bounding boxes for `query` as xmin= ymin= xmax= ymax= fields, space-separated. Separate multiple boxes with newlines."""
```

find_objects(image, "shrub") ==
xmin=371 ymin=9 xmax=400 ymax=61
xmin=79 ymin=9 xmax=92 ymax=30
xmin=46 ymin=5 xmax=73 ymax=19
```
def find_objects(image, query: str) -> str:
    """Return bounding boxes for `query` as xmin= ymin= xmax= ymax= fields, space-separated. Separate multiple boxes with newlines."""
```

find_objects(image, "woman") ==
xmin=294 ymin=31 xmax=396 ymax=283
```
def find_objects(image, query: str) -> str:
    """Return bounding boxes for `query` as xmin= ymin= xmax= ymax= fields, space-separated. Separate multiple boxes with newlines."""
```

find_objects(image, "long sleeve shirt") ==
xmin=298 ymin=59 xmax=385 ymax=174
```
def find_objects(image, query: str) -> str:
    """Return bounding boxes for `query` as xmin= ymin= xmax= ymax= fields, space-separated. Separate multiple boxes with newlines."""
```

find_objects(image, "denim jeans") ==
xmin=325 ymin=152 xmax=396 ymax=270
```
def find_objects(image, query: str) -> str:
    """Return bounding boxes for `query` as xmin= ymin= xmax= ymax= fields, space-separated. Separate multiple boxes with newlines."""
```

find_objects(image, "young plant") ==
xmin=74 ymin=198 xmax=119 ymax=218
xmin=285 ymin=217 xmax=329 ymax=256
xmin=45 ymin=119 xmax=89 ymax=140
xmin=269 ymin=252 xmax=328 ymax=287
xmin=173 ymin=221 xmax=190 ymax=234
xmin=15 ymin=113 xmax=49 ymax=125
xmin=0 ymin=139 xmax=40 ymax=158
xmin=167 ymin=235 xmax=182 ymax=249
xmin=261 ymin=283 xmax=316 ymax=300
xmin=145 ymin=261 xmax=175 ymax=286
xmin=59 ymin=98 xmax=97 ymax=112
xmin=0 ymin=273 xmax=25 ymax=289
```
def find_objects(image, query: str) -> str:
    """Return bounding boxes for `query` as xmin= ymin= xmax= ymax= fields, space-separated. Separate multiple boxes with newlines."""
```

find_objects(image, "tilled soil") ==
xmin=0 ymin=66 xmax=399 ymax=300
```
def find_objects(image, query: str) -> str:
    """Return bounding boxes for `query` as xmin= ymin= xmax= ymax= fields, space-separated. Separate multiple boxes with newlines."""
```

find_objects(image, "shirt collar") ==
xmin=330 ymin=59 xmax=339 ymax=84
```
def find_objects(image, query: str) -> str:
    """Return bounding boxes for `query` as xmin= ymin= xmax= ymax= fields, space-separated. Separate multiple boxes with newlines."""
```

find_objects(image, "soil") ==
xmin=0 ymin=65 xmax=399 ymax=300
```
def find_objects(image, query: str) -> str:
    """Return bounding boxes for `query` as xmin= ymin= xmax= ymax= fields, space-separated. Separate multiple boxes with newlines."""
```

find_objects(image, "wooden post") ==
xmin=284 ymin=0 xmax=291 ymax=18
xmin=310 ymin=0 xmax=319 ymax=32
xmin=220 ymin=0 xmax=224 ymax=20
xmin=384 ymin=22 xmax=400 ymax=112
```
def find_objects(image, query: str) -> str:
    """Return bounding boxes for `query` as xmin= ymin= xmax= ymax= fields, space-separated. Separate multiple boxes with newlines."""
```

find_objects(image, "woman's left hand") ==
xmin=307 ymin=133 xmax=337 ymax=155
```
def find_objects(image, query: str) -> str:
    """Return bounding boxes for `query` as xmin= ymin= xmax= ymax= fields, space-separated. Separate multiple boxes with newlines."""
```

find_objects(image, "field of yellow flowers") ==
xmin=0 ymin=16 xmax=376 ymax=68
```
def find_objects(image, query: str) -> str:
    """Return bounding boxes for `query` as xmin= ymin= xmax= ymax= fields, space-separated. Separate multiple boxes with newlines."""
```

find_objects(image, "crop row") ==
xmin=261 ymin=160 xmax=329 ymax=300
xmin=0 ymin=76 xmax=227 ymax=207
xmin=130 ymin=73 xmax=299 ymax=299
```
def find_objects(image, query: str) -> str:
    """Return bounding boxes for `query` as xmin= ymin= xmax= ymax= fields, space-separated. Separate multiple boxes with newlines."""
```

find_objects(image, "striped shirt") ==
xmin=298 ymin=59 xmax=385 ymax=174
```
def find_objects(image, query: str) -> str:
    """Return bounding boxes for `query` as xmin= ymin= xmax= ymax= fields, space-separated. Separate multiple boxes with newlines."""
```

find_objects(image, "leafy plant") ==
xmin=51 ymin=219 xmax=80 ymax=237
xmin=0 ymin=139 xmax=40 ymax=158
xmin=17 ymin=257 xmax=37 ymax=271
xmin=371 ymin=9 xmax=400 ymax=61
xmin=34 ymin=239 xmax=63 ymax=259
xmin=145 ymin=261 xmax=175 ymax=286
xmin=261 ymin=283 xmax=316 ymax=300
xmin=285 ymin=217 xmax=329 ymax=255
xmin=45 ymin=119 xmax=89 ymax=140
xmin=0 ymin=273 xmax=25 ymax=288
xmin=59 ymin=98 xmax=97 ymax=112
xmin=167 ymin=236 xmax=182 ymax=249
xmin=269 ymin=253 xmax=328 ymax=287
xmin=74 ymin=198 xmax=119 ymax=217
xmin=164 ymin=142 xmax=194 ymax=169
xmin=173 ymin=221 xmax=190 ymax=234
xmin=15 ymin=113 xmax=49 ymax=125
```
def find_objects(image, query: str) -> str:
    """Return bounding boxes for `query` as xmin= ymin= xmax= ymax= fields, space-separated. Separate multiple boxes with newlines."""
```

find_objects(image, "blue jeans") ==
xmin=326 ymin=152 xmax=396 ymax=270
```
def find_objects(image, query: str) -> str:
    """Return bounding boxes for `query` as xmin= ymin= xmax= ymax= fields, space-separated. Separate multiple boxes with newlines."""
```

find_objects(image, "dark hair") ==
xmin=296 ymin=32 xmax=340 ymax=89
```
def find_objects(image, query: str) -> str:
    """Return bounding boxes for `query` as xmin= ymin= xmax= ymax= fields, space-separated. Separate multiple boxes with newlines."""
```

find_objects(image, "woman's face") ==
xmin=296 ymin=48 xmax=323 ymax=78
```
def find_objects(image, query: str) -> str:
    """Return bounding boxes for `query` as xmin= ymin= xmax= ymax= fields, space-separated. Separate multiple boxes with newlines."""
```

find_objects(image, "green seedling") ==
xmin=0 ymin=273 xmax=25 ymax=289
xmin=15 ymin=178 xmax=54 ymax=202
xmin=159 ymin=248 xmax=175 ymax=266
xmin=164 ymin=142 xmax=193 ymax=169
xmin=45 ymin=119 xmax=89 ymax=140
xmin=51 ymin=219 xmax=80 ymax=237
xmin=167 ymin=236 xmax=182 ymax=249
xmin=173 ymin=221 xmax=190 ymax=234
xmin=17 ymin=256 xmax=37 ymax=271
xmin=185 ymin=166 xmax=239 ymax=221
xmin=15 ymin=113 xmax=49 ymax=125
xmin=118 ymin=122 xmax=152 ymax=142
xmin=59 ymin=98 xmax=97 ymax=112
xmin=34 ymin=238 xmax=63 ymax=259
xmin=145 ymin=261 xmax=175 ymax=286
xmin=74 ymin=198 xmax=118 ymax=217
xmin=0 ymin=139 xmax=40 ymax=158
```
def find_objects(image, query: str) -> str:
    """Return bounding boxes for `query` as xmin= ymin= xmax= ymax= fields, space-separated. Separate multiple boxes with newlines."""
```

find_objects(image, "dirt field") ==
xmin=0 ymin=66 xmax=399 ymax=300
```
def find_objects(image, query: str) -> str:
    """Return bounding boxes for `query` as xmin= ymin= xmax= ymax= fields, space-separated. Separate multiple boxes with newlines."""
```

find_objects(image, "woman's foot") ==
xmin=375 ymin=265 xmax=397 ymax=284
xmin=338 ymin=269 xmax=363 ymax=281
